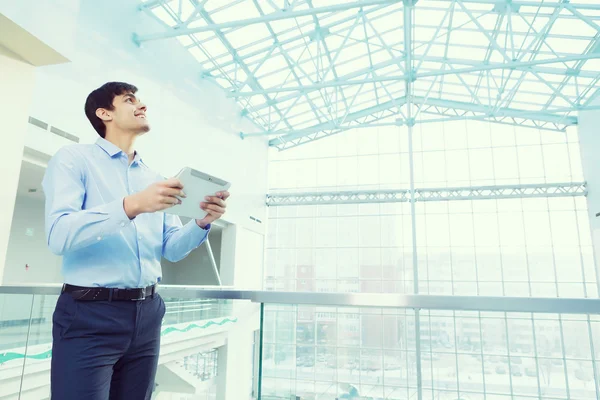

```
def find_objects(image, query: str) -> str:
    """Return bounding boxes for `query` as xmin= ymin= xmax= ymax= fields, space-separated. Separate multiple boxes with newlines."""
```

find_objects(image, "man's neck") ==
xmin=105 ymin=131 xmax=137 ymax=163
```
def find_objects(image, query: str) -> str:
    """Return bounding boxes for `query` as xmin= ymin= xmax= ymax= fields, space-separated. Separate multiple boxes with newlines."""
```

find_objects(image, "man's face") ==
xmin=108 ymin=92 xmax=150 ymax=135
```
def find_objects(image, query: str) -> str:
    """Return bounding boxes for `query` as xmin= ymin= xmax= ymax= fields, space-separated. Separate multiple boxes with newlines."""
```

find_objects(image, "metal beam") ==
xmin=266 ymin=90 xmax=586 ymax=144
xmin=251 ymin=0 xmax=331 ymax=131
xmin=139 ymin=0 xmax=600 ymax=152
xmin=248 ymin=71 xmax=588 ymax=122
xmin=271 ymin=108 xmax=403 ymax=150
xmin=243 ymin=43 xmax=600 ymax=95
xmin=267 ymin=96 xmax=407 ymax=145
xmin=406 ymin=113 xmax=569 ymax=133
xmin=402 ymin=4 xmax=422 ymax=399
xmin=411 ymin=96 xmax=578 ymax=124
xmin=269 ymin=112 xmax=573 ymax=151
xmin=228 ymin=54 xmax=600 ymax=97
xmin=202 ymin=3 xmax=397 ymax=74
xmin=134 ymin=0 xmax=401 ymax=43
xmin=244 ymin=54 xmax=600 ymax=114
xmin=213 ymin=12 xmax=600 ymax=84
xmin=429 ymin=0 xmax=600 ymax=10
xmin=264 ymin=95 xmax=577 ymax=146
xmin=266 ymin=183 xmax=587 ymax=206
xmin=197 ymin=8 xmax=294 ymax=134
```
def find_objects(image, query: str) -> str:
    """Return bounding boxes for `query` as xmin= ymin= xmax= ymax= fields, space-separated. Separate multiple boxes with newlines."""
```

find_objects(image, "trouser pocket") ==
xmin=52 ymin=293 xmax=78 ymax=340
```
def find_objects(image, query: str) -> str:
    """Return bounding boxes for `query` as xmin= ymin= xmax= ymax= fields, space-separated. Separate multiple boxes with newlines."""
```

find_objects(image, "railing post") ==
xmin=257 ymin=303 xmax=265 ymax=399
xmin=17 ymin=294 xmax=36 ymax=400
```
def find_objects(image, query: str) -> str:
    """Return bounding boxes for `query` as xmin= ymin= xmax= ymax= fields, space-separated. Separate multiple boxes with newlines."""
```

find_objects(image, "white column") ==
xmin=215 ymin=344 xmax=228 ymax=400
xmin=233 ymin=227 xmax=265 ymax=290
xmin=217 ymin=303 xmax=261 ymax=400
xmin=577 ymin=107 xmax=600 ymax=295
xmin=220 ymin=225 xmax=265 ymax=289
xmin=219 ymin=224 xmax=237 ymax=286
xmin=0 ymin=47 xmax=36 ymax=284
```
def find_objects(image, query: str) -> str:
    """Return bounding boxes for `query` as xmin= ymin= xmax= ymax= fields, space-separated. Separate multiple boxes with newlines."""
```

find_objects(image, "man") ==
xmin=42 ymin=81 xmax=230 ymax=399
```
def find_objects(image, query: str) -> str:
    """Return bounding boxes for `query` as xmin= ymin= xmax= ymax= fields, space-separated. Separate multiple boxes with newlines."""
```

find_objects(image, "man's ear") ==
xmin=95 ymin=108 xmax=112 ymax=122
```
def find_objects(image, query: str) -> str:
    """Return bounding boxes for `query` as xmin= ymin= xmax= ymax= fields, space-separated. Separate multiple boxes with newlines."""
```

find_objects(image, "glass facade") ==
xmin=264 ymin=120 xmax=598 ymax=398
xmin=261 ymin=305 xmax=600 ymax=400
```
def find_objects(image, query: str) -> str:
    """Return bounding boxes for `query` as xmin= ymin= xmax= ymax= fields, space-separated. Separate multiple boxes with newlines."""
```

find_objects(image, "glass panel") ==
xmin=263 ymin=304 xmax=418 ymax=400
xmin=0 ymin=291 xmax=249 ymax=400
xmin=156 ymin=295 xmax=244 ymax=399
xmin=261 ymin=305 xmax=600 ymax=400
xmin=0 ymin=293 xmax=38 ymax=399
xmin=3 ymin=291 xmax=600 ymax=399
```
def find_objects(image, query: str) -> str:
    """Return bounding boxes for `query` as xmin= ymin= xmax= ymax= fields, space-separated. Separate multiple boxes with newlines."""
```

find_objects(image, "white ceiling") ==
xmin=0 ymin=12 xmax=69 ymax=66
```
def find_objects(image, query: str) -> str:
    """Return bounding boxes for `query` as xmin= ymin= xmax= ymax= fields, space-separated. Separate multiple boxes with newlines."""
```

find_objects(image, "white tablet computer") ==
xmin=166 ymin=167 xmax=231 ymax=220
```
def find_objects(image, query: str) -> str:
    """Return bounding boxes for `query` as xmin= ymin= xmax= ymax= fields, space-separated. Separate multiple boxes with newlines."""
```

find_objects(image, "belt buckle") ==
xmin=132 ymin=288 xmax=146 ymax=301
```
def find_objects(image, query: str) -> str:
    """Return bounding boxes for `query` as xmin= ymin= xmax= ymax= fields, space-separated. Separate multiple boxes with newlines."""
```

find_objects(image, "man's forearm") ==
xmin=123 ymin=195 xmax=142 ymax=219
xmin=47 ymin=198 xmax=132 ymax=255
xmin=162 ymin=220 xmax=210 ymax=262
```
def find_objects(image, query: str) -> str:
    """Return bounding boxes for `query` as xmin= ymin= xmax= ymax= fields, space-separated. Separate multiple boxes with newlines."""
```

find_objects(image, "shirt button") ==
xmin=97 ymin=236 xmax=102 ymax=241
xmin=138 ymin=236 xmax=142 ymax=240
xmin=120 ymin=222 xmax=126 ymax=227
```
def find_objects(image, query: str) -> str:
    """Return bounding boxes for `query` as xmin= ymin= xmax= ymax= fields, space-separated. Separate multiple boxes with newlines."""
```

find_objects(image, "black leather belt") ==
xmin=62 ymin=284 xmax=157 ymax=301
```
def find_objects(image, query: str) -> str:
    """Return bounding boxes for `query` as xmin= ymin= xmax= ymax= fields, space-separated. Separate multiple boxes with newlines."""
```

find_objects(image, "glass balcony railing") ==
xmin=0 ymin=285 xmax=248 ymax=400
xmin=1 ymin=285 xmax=599 ymax=400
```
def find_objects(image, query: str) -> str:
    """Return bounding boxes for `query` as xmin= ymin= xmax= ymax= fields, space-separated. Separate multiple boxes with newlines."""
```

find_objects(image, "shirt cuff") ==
xmin=97 ymin=198 xmax=133 ymax=231
xmin=183 ymin=220 xmax=210 ymax=245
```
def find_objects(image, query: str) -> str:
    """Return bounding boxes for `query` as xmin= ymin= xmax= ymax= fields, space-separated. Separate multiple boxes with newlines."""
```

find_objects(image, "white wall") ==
xmin=0 ymin=48 xmax=36 ymax=283
xmin=3 ymin=196 xmax=62 ymax=284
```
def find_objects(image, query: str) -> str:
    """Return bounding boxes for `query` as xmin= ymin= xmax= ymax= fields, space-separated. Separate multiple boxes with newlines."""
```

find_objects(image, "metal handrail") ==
xmin=0 ymin=284 xmax=230 ymax=295
xmin=1 ymin=284 xmax=599 ymax=314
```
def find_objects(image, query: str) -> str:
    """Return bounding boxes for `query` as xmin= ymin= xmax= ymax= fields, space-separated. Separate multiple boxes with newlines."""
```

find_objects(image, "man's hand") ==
xmin=124 ymin=178 xmax=186 ymax=219
xmin=196 ymin=191 xmax=230 ymax=229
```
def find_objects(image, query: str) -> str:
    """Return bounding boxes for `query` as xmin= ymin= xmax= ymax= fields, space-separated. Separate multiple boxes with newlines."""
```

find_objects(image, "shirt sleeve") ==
xmin=162 ymin=213 xmax=210 ymax=262
xmin=42 ymin=147 xmax=133 ymax=256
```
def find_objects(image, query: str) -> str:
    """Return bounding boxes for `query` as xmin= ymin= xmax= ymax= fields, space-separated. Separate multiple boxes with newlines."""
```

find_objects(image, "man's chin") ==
xmin=136 ymin=123 xmax=151 ymax=134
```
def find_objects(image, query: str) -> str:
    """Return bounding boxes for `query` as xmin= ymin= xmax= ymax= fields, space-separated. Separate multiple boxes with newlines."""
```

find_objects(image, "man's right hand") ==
xmin=124 ymin=178 xmax=186 ymax=219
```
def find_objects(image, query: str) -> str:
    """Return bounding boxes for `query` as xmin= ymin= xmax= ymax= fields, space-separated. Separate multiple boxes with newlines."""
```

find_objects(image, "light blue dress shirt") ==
xmin=42 ymin=138 xmax=209 ymax=288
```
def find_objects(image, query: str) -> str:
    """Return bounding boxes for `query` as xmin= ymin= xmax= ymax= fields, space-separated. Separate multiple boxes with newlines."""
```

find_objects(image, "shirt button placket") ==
xmin=127 ymin=162 xmax=134 ymax=195
xmin=128 ymin=163 xmax=143 ymax=286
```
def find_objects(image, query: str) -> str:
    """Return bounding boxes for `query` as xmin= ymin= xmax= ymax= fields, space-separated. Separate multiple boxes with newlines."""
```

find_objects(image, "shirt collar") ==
xmin=96 ymin=137 xmax=143 ymax=164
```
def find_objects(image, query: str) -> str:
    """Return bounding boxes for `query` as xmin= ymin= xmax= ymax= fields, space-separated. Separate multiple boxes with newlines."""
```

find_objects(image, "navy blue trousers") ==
xmin=51 ymin=292 xmax=165 ymax=400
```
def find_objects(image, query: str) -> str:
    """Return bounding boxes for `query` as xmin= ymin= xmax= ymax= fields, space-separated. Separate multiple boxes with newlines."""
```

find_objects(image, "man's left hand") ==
xmin=196 ymin=191 xmax=230 ymax=229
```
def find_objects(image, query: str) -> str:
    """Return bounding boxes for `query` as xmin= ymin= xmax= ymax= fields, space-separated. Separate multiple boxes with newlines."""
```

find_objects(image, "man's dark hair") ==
xmin=85 ymin=82 xmax=138 ymax=138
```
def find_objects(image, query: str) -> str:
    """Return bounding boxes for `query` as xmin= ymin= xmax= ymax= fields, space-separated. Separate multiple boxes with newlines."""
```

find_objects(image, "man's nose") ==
xmin=138 ymin=103 xmax=147 ymax=112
